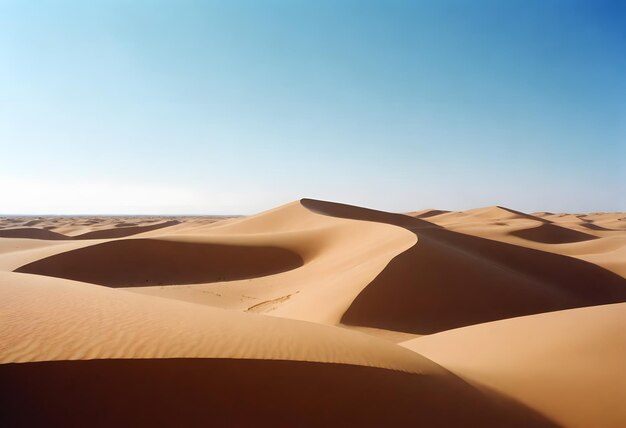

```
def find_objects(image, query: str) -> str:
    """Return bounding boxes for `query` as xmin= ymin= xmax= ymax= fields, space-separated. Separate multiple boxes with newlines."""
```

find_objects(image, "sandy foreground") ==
xmin=1 ymin=199 xmax=625 ymax=427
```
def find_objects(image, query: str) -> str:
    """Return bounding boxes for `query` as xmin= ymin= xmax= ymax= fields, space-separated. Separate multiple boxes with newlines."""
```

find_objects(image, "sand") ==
xmin=1 ymin=200 xmax=624 ymax=426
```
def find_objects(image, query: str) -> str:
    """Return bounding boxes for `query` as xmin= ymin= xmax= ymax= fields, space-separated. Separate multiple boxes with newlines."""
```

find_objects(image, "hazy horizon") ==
xmin=2 ymin=0 xmax=624 ymax=215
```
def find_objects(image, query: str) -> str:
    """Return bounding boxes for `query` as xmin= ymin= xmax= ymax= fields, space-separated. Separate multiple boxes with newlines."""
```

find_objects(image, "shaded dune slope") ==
xmin=0 ymin=358 xmax=555 ymax=428
xmin=301 ymin=199 xmax=626 ymax=334
xmin=510 ymin=223 xmax=597 ymax=244
xmin=15 ymin=239 xmax=303 ymax=287
xmin=0 ymin=228 xmax=70 ymax=240
xmin=580 ymin=221 xmax=618 ymax=232
xmin=423 ymin=205 xmax=550 ymax=225
xmin=72 ymin=220 xmax=180 ymax=239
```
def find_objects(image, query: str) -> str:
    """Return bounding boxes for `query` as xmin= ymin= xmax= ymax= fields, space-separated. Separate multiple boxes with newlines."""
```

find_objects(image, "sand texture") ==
xmin=1 ymin=199 xmax=625 ymax=427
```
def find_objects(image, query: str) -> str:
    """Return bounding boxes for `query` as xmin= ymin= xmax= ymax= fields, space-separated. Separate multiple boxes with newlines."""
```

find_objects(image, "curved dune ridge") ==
xmin=15 ymin=238 xmax=303 ymax=287
xmin=1 ymin=198 xmax=625 ymax=426
xmin=301 ymin=199 xmax=626 ymax=334
xmin=121 ymin=200 xmax=418 ymax=325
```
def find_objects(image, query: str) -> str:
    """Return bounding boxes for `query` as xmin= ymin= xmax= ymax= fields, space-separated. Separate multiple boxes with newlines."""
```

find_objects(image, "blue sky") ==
xmin=1 ymin=0 xmax=624 ymax=214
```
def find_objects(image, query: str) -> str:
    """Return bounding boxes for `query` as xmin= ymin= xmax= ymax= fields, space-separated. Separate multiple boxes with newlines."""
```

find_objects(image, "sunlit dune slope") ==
xmin=403 ymin=303 xmax=626 ymax=428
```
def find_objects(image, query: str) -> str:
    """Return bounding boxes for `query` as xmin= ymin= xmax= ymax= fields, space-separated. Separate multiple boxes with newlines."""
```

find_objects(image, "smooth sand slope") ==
xmin=1 ymin=199 xmax=625 ymax=427
xmin=404 ymin=303 xmax=626 ymax=428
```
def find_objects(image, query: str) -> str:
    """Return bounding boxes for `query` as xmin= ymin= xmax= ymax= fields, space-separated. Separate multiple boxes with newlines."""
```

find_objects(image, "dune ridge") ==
xmin=120 ymin=201 xmax=418 ymax=326
xmin=300 ymin=199 xmax=626 ymax=334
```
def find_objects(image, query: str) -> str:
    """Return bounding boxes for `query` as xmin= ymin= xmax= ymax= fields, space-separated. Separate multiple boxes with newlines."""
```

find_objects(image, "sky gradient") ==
xmin=1 ymin=0 xmax=624 ymax=214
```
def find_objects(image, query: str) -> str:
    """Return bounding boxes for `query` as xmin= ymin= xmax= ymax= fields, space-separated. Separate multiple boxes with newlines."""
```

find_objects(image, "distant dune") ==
xmin=1 ymin=199 xmax=624 ymax=426
xmin=0 ymin=219 xmax=181 ymax=240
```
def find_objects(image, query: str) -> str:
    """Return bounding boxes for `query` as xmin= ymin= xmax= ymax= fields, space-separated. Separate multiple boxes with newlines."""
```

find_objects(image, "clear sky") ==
xmin=1 ymin=0 xmax=624 ymax=214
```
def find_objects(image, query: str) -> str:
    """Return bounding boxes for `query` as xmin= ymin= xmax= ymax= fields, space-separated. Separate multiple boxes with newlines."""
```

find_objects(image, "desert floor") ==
xmin=1 ymin=199 xmax=625 ymax=427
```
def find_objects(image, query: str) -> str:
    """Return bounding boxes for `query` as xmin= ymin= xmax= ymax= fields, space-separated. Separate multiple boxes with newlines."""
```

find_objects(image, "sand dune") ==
xmin=0 ymin=271 xmax=424 ymax=368
xmin=405 ymin=208 xmax=451 ymax=218
xmin=0 ymin=271 xmax=554 ymax=426
xmin=301 ymin=199 xmax=626 ymax=334
xmin=123 ymin=200 xmax=417 ymax=325
xmin=404 ymin=303 xmax=626 ymax=428
xmin=0 ymin=227 xmax=70 ymax=240
xmin=71 ymin=220 xmax=181 ymax=239
xmin=1 ymin=198 xmax=624 ymax=426
xmin=421 ymin=205 xmax=549 ymax=226
xmin=0 ymin=219 xmax=181 ymax=240
xmin=419 ymin=206 xmax=626 ymax=279
xmin=509 ymin=222 xmax=597 ymax=244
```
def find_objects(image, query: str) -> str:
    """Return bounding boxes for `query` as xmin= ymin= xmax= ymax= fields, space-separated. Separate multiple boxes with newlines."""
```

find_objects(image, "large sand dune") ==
xmin=1 ymin=199 xmax=624 ymax=426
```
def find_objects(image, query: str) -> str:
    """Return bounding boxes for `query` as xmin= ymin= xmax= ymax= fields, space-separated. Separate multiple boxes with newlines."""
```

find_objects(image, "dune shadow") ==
xmin=0 ymin=228 xmax=71 ymax=240
xmin=15 ymin=239 xmax=303 ymax=287
xmin=414 ymin=209 xmax=450 ymax=219
xmin=510 ymin=223 xmax=597 ymax=244
xmin=0 ymin=358 xmax=557 ymax=428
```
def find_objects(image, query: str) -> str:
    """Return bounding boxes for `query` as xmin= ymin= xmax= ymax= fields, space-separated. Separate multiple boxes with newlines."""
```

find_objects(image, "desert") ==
xmin=1 ymin=199 xmax=625 ymax=427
